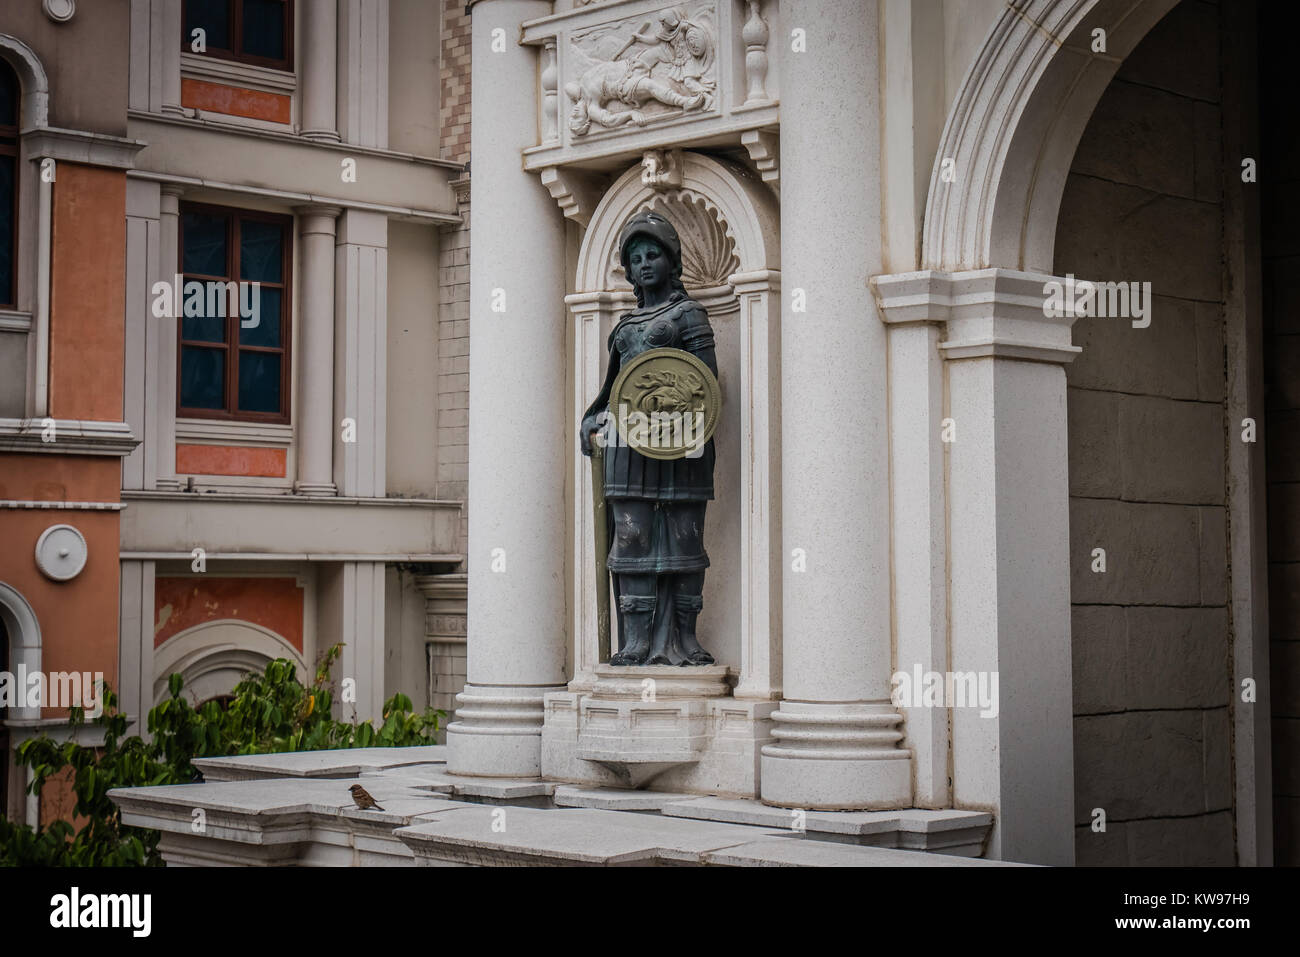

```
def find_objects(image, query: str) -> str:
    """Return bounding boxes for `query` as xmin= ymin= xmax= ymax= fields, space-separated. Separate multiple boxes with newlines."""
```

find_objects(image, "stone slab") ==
xmin=397 ymin=805 xmax=790 ymax=866
xmin=553 ymin=785 xmax=699 ymax=811
xmin=193 ymin=746 xmax=447 ymax=781
xmin=700 ymin=837 xmax=1027 ymax=867
xmin=661 ymin=796 xmax=992 ymax=837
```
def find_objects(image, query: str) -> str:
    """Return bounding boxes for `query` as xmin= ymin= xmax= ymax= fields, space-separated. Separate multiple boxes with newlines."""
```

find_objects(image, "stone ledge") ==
xmin=193 ymin=746 xmax=447 ymax=782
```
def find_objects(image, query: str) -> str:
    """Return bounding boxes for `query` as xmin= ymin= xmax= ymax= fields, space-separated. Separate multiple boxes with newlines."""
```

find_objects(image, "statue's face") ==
xmin=627 ymin=236 xmax=671 ymax=292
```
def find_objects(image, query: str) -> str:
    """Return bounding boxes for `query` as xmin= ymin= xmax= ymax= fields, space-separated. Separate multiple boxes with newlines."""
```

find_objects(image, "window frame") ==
xmin=181 ymin=0 xmax=295 ymax=72
xmin=0 ymin=59 xmax=19 ymax=310
xmin=176 ymin=202 xmax=293 ymax=424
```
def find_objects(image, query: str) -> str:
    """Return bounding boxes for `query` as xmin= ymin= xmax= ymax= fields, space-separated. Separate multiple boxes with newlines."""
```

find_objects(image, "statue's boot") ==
xmin=673 ymin=592 xmax=713 ymax=666
xmin=610 ymin=593 xmax=654 ymax=665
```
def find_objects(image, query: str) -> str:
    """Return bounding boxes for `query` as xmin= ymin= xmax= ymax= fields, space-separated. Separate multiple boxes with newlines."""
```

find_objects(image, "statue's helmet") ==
xmin=618 ymin=210 xmax=683 ymax=284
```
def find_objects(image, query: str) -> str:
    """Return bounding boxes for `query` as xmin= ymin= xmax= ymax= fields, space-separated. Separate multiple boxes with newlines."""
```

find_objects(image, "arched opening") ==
xmin=152 ymin=619 xmax=306 ymax=707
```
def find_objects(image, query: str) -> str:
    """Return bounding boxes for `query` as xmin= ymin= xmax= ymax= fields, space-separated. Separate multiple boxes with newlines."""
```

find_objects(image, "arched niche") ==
xmin=152 ymin=619 xmax=307 ymax=707
xmin=922 ymin=0 xmax=1180 ymax=272
xmin=0 ymin=581 xmax=41 ymax=722
xmin=0 ymin=34 xmax=49 ymax=131
xmin=567 ymin=152 xmax=782 ymax=698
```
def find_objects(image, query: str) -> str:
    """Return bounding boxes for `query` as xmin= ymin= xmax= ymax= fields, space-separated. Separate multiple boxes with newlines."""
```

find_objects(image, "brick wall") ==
xmin=1055 ymin=0 xmax=1235 ymax=865
xmin=437 ymin=182 xmax=471 ymax=553
xmin=441 ymin=0 xmax=472 ymax=164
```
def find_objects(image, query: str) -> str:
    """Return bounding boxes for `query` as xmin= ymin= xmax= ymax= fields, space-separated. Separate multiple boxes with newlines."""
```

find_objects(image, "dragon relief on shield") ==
xmin=565 ymin=4 xmax=717 ymax=136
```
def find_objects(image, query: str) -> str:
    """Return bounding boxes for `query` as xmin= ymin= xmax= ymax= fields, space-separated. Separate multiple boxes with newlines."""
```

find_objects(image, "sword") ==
xmin=591 ymin=444 xmax=611 ymax=661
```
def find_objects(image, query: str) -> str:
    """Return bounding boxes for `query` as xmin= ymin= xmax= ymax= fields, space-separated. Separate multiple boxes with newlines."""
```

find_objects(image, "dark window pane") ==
xmin=0 ymin=156 xmax=12 ymax=305
xmin=239 ymin=286 xmax=281 ymax=347
xmin=239 ymin=220 xmax=283 ymax=283
xmin=242 ymin=0 xmax=287 ymax=61
xmin=180 ymin=347 xmax=226 ymax=409
xmin=181 ymin=282 xmax=228 ymax=343
xmin=185 ymin=0 xmax=231 ymax=50
xmin=182 ymin=212 xmax=227 ymax=277
xmin=238 ymin=350 xmax=281 ymax=412
xmin=0 ymin=62 xmax=17 ymax=127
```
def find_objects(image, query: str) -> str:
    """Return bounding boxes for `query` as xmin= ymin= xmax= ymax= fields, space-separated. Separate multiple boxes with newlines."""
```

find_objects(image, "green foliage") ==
xmin=0 ymin=644 xmax=443 ymax=867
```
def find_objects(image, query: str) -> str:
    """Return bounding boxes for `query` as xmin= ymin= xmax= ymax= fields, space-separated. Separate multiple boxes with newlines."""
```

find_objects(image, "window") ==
xmin=0 ymin=58 xmax=18 ymax=308
xmin=178 ymin=204 xmax=291 ymax=422
xmin=182 ymin=0 xmax=294 ymax=70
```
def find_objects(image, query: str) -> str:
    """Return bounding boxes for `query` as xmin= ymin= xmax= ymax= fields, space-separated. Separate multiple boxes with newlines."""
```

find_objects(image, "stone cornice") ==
xmin=870 ymin=268 xmax=1082 ymax=364
xmin=23 ymin=127 xmax=148 ymax=170
xmin=0 ymin=418 xmax=139 ymax=456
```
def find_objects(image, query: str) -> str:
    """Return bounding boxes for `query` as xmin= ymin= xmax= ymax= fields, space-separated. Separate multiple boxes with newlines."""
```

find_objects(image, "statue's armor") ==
xmin=596 ymin=293 xmax=716 ymax=505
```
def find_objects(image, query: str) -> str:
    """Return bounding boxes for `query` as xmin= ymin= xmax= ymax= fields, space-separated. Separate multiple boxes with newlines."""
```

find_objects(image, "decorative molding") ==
xmin=175 ymin=418 xmax=294 ymax=448
xmin=179 ymin=51 xmax=297 ymax=95
xmin=0 ymin=309 xmax=32 ymax=332
xmin=740 ymin=128 xmax=778 ymax=193
xmin=0 ymin=33 xmax=50 ymax=130
xmin=0 ymin=418 xmax=139 ymax=456
xmin=24 ymin=127 xmax=147 ymax=170
xmin=640 ymin=148 xmax=683 ymax=190
xmin=540 ymin=166 xmax=604 ymax=226
xmin=541 ymin=41 xmax=560 ymax=144
xmin=41 ymin=0 xmax=76 ymax=23
xmin=565 ymin=3 xmax=717 ymax=136
xmin=0 ymin=500 xmax=126 ymax=511
xmin=870 ymin=268 xmax=1082 ymax=364
xmin=34 ymin=524 xmax=88 ymax=581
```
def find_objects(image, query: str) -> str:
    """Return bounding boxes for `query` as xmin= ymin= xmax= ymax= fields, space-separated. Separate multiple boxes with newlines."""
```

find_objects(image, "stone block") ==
xmin=1273 ymin=716 xmax=1300 ymax=797
xmin=1073 ymin=711 xmax=1209 ymax=822
xmin=1071 ymin=604 xmax=1127 ymax=715
xmin=1267 ymin=334 xmax=1300 ymax=412
xmin=1067 ymin=296 xmax=1200 ymax=400
xmin=1117 ymin=394 xmax=1224 ymax=505
xmin=1115 ymin=0 xmax=1219 ymax=103
xmin=1274 ymin=796 xmax=1300 ymax=866
xmin=1270 ymin=640 xmax=1300 ymax=718
xmin=1269 ymin=563 xmax=1300 ymax=626
xmin=1067 ymin=389 xmax=1121 ymax=498
xmin=1265 ymin=410 xmax=1300 ymax=481
xmin=697 ymin=837 xmax=1022 ymax=867
xmin=1071 ymin=80 xmax=1195 ymax=198
xmin=1124 ymin=607 xmax=1228 ymax=709
xmin=1202 ymin=708 xmax=1233 ymax=811
xmin=1267 ymin=484 xmax=1300 ymax=562
xmin=1126 ymin=811 xmax=1235 ymax=866
xmin=1194 ymin=301 xmax=1225 ymax=402
xmin=1263 ymin=256 xmax=1300 ymax=335
xmin=1074 ymin=821 xmax=1130 ymax=867
xmin=1069 ymin=499 xmax=1200 ymax=605
xmin=1055 ymin=174 xmax=1222 ymax=303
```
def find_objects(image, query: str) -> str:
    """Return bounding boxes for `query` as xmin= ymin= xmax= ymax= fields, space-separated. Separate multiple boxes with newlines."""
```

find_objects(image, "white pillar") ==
xmin=156 ymin=0 xmax=183 ymax=116
xmin=938 ymin=269 xmax=1078 ymax=865
xmin=871 ymin=272 xmax=951 ymax=809
xmin=300 ymin=0 xmax=340 ymax=142
xmin=156 ymin=185 xmax=183 ymax=490
xmin=337 ymin=0 xmax=389 ymax=148
xmin=333 ymin=209 xmax=387 ymax=498
xmin=760 ymin=0 xmax=912 ymax=810
xmin=294 ymin=205 xmax=341 ymax=496
xmin=446 ymin=0 xmax=567 ymax=778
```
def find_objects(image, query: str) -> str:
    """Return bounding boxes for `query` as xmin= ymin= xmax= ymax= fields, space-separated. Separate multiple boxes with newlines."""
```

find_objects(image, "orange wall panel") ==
xmin=154 ymin=577 xmax=304 ymax=652
xmin=175 ymin=444 xmax=287 ymax=478
xmin=48 ymin=164 xmax=126 ymax=423
xmin=181 ymin=78 xmax=292 ymax=124
xmin=0 ymin=505 xmax=120 ymax=717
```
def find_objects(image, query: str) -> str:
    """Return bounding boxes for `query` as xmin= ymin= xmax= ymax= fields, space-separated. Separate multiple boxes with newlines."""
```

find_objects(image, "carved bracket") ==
xmin=540 ymin=166 xmax=605 ymax=226
xmin=740 ymin=129 xmax=779 ymax=195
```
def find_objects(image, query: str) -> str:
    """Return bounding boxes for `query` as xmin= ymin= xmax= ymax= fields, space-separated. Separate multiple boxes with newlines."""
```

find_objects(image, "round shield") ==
xmin=610 ymin=347 xmax=721 ymax=460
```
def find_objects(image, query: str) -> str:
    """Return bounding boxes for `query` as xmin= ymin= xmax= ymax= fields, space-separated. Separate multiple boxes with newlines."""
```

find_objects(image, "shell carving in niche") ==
xmin=609 ymin=192 xmax=739 ymax=290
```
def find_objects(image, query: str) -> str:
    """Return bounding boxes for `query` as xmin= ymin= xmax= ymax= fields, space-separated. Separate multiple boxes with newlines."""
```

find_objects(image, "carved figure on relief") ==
xmin=566 ymin=4 xmax=717 ymax=136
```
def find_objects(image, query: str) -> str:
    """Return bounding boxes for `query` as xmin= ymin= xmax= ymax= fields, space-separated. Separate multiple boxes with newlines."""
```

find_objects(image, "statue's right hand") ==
xmin=579 ymin=415 xmax=600 ymax=457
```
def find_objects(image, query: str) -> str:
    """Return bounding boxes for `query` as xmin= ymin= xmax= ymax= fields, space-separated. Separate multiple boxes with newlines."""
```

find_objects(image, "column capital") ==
xmin=871 ymin=268 xmax=1082 ymax=364
xmin=293 ymin=204 xmax=343 ymax=236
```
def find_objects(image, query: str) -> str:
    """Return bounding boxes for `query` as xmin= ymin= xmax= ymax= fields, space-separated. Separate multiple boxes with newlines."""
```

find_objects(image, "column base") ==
xmin=300 ymin=129 xmax=342 ymax=143
xmin=294 ymin=480 xmax=338 ymax=497
xmin=446 ymin=683 xmax=566 ymax=778
xmin=760 ymin=702 xmax=913 ymax=810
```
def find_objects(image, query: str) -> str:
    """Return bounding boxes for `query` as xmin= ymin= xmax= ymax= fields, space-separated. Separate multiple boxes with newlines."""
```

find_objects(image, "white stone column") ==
xmin=939 ymin=269 xmax=1078 ymax=865
xmin=760 ymin=0 xmax=912 ymax=810
xmin=336 ymin=0 xmax=389 ymax=148
xmin=300 ymin=0 xmax=340 ymax=142
xmin=446 ymin=0 xmax=567 ymax=778
xmin=333 ymin=209 xmax=387 ymax=498
xmin=294 ymin=205 xmax=341 ymax=495
xmin=155 ymin=0 xmax=184 ymax=116
xmin=155 ymin=185 xmax=183 ymax=490
xmin=871 ymin=271 xmax=951 ymax=809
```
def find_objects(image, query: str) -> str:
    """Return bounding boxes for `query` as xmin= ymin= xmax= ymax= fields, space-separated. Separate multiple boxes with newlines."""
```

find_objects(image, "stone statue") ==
xmin=580 ymin=211 xmax=717 ymax=666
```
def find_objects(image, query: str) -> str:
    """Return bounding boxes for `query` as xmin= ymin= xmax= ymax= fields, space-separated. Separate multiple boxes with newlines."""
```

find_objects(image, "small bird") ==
xmin=349 ymin=784 xmax=386 ymax=811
